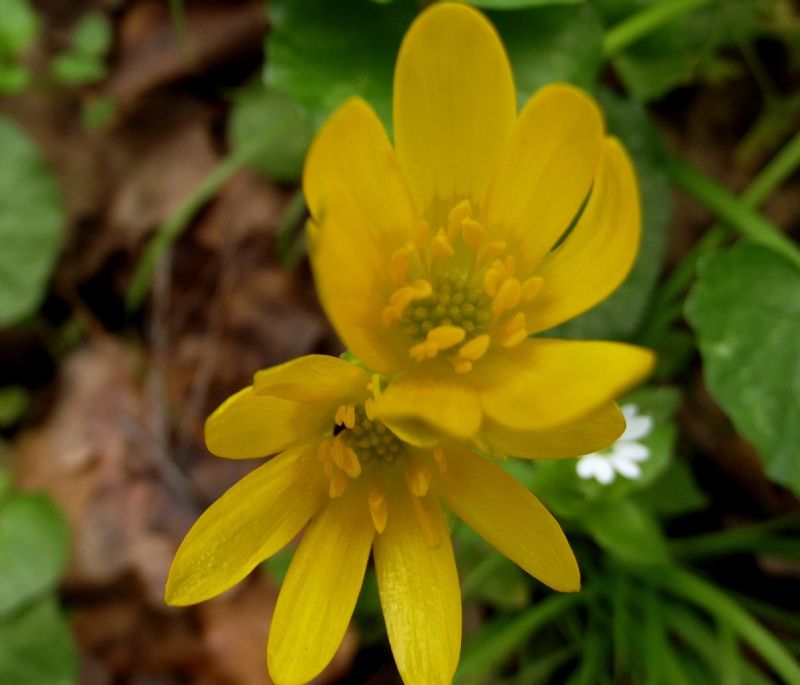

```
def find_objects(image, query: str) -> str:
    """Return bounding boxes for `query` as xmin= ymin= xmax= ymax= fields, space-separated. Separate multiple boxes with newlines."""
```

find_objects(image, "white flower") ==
xmin=576 ymin=404 xmax=654 ymax=485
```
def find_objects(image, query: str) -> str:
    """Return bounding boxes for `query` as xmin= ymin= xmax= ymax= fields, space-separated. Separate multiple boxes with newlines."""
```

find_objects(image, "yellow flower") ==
xmin=306 ymin=2 xmax=654 ymax=444
xmin=167 ymin=355 xmax=610 ymax=685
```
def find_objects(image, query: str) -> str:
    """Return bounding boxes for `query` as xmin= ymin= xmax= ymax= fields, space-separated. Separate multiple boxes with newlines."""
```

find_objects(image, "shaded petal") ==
xmin=371 ymin=366 xmax=482 ymax=440
xmin=306 ymin=98 xmax=419 ymax=372
xmin=205 ymin=387 xmax=308 ymax=459
xmin=268 ymin=488 xmax=374 ymax=685
xmin=525 ymin=137 xmax=640 ymax=333
xmin=374 ymin=485 xmax=461 ymax=685
xmin=621 ymin=415 xmax=654 ymax=442
xmin=165 ymin=443 xmax=326 ymax=605
xmin=477 ymin=339 xmax=656 ymax=432
xmin=483 ymin=84 xmax=604 ymax=269
xmin=437 ymin=447 xmax=579 ymax=591
xmin=481 ymin=402 xmax=625 ymax=460
xmin=253 ymin=354 xmax=370 ymax=403
xmin=394 ymin=2 xmax=516 ymax=212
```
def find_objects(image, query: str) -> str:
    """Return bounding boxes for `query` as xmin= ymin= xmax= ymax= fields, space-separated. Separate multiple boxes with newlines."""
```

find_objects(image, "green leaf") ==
xmin=467 ymin=0 xmax=583 ymax=8
xmin=266 ymin=0 xmax=414 ymax=127
xmin=229 ymin=86 xmax=315 ymax=182
xmin=0 ymin=61 xmax=30 ymax=93
xmin=634 ymin=460 xmax=707 ymax=518
xmin=685 ymin=243 xmax=800 ymax=496
xmin=50 ymin=53 xmax=106 ymax=86
xmin=0 ymin=385 xmax=29 ymax=428
xmin=70 ymin=12 xmax=112 ymax=57
xmin=492 ymin=2 xmax=603 ymax=104
xmin=581 ymin=498 xmax=670 ymax=564
xmin=0 ymin=118 xmax=63 ymax=326
xmin=0 ymin=596 xmax=77 ymax=685
xmin=551 ymin=89 xmax=671 ymax=340
xmin=0 ymin=493 xmax=70 ymax=617
xmin=0 ymin=0 xmax=38 ymax=56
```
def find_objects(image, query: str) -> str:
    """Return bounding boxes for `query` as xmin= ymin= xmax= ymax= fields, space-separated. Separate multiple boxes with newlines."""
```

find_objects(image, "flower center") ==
xmin=381 ymin=199 xmax=544 ymax=373
xmin=340 ymin=407 xmax=404 ymax=464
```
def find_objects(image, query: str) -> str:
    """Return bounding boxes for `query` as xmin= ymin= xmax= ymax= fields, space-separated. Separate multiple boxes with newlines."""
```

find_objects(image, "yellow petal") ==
xmin=437 ymin=447 xmax=579 ymax=591
xmin=305 ymin=98 xmax=419 ymax=373
xmin=477 ymin=339 xmax=655 ymax=432
xmin=374 ymin=485 xmax=461 ymax=685
xmin=482 ymin=402 xmax=625 ymax=460
xmin=268 ymin=488 xmax=374 ymax=685
xmin=372 ymin=366 xmax=482 ymax=440
xmin=483 ymin=84 xmax=604 ymax=270
xmin=253 ymin=354 xmax=370 ymax=403
xmin=204 ymin=386 xmax=306 ymax=459
xmin=526 ymin=138 xmax=640 ymax=333
xmin=165 ymin=443 xmax=326 ymax=605
xmin=393 ymin=2 xmax=516 ymax=212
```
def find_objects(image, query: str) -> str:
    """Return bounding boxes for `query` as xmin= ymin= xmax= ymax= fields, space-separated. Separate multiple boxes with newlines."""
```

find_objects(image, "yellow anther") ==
xmin=522 ymin=275 xmax=544 ymax=301
xmin=492 ymin=278 xmax=522 ymax=317
xmin=478 ymin=240 xmax=507 ymax=269
xmin=406 ymin=461 xmax=432 ymax=497
xmin=334 ymin=404 xmax=356 ymax=429
xmin=368 ymin=481 xmax=388 ymax=533
xmin=433 ymin=446 xmax=447 ymax=474
xmin=317 ymin=440 xmax=334 ymax=476
xmin=428 ymin=325 xmax=467 ymax=349
xmin=453 ymin=357 xmax=473 ymax=374
xmin=431 ymin=228 xmax=455 ymax=259
xmin=461 ymin=218 xmax=486 ymax=251
xmin=339 ymin=444 xmax=362 ymax=478
xmin=409 ymin=340 xmax=438 ymax=362
xmin=503 ymin=328 xmax=529 ymax=348
xmin=329 ymin=470 xmax=349 ymax=498
xmin=484 ymin=265 xmax=503 ymax=298
xmin=389 ymin=243 xmax=414 ymax=285
xmin=364 ymin=397 xmax=376 ymax=420
xmin=447 ymin=199 xmax=473 ymax=240
xmin=382 ymin=279 xmax=433 ymax=325
xmin=412 ymin=495 xmax=441 ymax=547
xmin=458 ymin=334 xmax=491 ymax=361
xmin=496 ymin=311 xmax=528 ymax=348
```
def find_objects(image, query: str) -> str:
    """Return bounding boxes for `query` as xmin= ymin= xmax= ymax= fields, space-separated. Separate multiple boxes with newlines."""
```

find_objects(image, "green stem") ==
xmin=602 ymin=0 xmax=717 ymax=58
xmin=665 ymin=155 xmax=800 ymax=270
xmin=276 ymin=189 xmax=308 ymax=268
xmin=126 ymin=153 xmax=244 ymax=312
xmin=648 ymin=566 xmax=800 ymax=685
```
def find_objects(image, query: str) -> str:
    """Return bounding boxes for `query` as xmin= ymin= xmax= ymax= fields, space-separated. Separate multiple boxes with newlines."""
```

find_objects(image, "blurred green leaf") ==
xmin=581 ymin=499 xmax=670 ymax=564
xmin=229 ymin=86 xmax=315 ymax=182
xmin=50 ymin=53 xmax=106 ymax=86
xmin=467 ymin=0 xmax=583 ymax=7
xmin=552 ymin=89 xmax=671 ymax=340
xmin=0 ymin=385 xmax=29 ymax=428
xmin=686 ymin=243 xmax=800 ymax=497
xmin=633 ymin=460 xmax=707 ymax=518
xmin=0 ymin=61 xmax=30 ymax=93
xmin=0 ymin=0 xmax=38 ymax=56
xmin=0 ymin=596 xmax=76 ymax=685
xmin=70 ymin=12 xmax=112 ymax=57
xmin=0 ymin=493 xmax=70 ymax=617
xmin=0 ymin=117 xmax=63 ymax=326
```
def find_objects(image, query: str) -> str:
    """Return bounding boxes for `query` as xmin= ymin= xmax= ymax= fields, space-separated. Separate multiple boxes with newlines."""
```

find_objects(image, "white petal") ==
xmin=621 ymin=404 xmax=639 ymax=421
xmin=622 ymin=414 xmax=654 ymax=442
xmin=615 ymin=441 xmax=650 ymax=462
xmin=576 ymin=454 xmax=603 ymax=479
xmin=611 ymin=455 xmax=642 ymax=479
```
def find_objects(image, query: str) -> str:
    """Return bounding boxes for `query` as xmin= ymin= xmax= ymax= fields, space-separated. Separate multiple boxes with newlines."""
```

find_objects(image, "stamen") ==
xmin=389 ymin=243 xmax=415 ymax=285
xmin=368 ymin=480 xmax=388 ymax=533
xmin=382 ymin=279 xmax=433 ymax=325
xmin=483 ymin=263 xmax=504 ymax=298
xmin=447 ymin=199 xmax=472 ymax=240
xmin=334 ymin=404 xmax=356 ymax=429
xmin=410 ymin=325 xmax=466 ymax=361
xmin=522 ymin=275 xmax=544 ymax=301
xmin=492 ymin=278 xmax=522 ymax=318
xmin=496 ymin=311 xmax=528 ymax=348
xmin=458 ymin=334 xmax=490 ymax=361
xmin=461 ymin=218 xmax=486 ymax=251
xmin=431 ymin=228 xmax=455 ymax=259
xmin=477 ymin=240 xmax=507 ymax=269
xmin=329 ymin=470 xmax=349 ymax=498
xmin=412 ymin=495 xmax=441 ymax=547
xmin=452 ymin=357 xmax=473 ymax=374
xmin=406 ymin=461 xmax=432 ymax=497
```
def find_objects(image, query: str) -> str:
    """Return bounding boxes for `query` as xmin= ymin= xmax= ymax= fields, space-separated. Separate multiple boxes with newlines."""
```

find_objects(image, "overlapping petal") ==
xmin=394 ymin=2 xmax=516 ymax=213
xmin=437 ymin=447 xmax=579 ymax=592
xmin=268 ymin=488 xmax=374 ymax=685
xmin=253 ymin=354 xmax=369 ymax=403
xmin=525 ymin=137 xmax=641 ymax=334
xmin=483 ymin=84 xmax=604 ymax=270
xmin=476 ymin=339 xmax=655 ymax=432
xmin=374 ymin=485 xmax=461 ymax=685
xmin=165 ymin=443 xmax=326 ymax=605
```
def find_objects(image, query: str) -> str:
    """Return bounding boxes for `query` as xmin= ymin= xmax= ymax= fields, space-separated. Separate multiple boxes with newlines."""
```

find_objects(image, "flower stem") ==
xmin=602 ymin=0 xmax=717 ymax=58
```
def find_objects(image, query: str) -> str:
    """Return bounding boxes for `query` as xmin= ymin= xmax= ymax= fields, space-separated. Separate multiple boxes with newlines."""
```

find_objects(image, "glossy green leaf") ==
xmin=0 ymin=596 xmax=77 ymax=685
xmin=0 ymin=493 xmax=70 ymax=617
xmin=551 ymin=89 xmax=671 ymax=340
xmin=0 ymin=118 xmax=63 ymax=326
xmin=229 ymin=86 xmax=315 ymax=182
xmin=686 ymin=243 xmax=800 ymax=496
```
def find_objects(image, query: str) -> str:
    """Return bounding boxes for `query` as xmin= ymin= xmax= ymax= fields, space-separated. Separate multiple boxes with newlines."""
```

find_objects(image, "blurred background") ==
xmin=1 ymin=0 xmax=800 ymax=683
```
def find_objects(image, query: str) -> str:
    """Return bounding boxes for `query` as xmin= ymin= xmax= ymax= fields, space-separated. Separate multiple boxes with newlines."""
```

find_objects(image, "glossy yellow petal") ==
xmin=482 ymin=402 xmax=625 ymax=460
xmin=438 ymin=447 xmax=579 ymax=591
xmin=526 ymin=138 xmax=640 ymax=333
xmin=165 ymin=443 xmax=326 ymax=605
xmin=253 ymin=354 xmax=370 ymax=403
xmin=204 ymin=386 xmax=306 ymax=459
xmin=305 ymin=98 xmax=419 ymax=373
xmin=268 ymin=489 xmax=374 ymax=685
xmin=483 ymin=84 xmax=604 ymax=269
xmin=374 ymin=485 xmax=461 ymax=685
xmin=478 ymin=339 xmax=655 ymax=432
xmin=371 ymin=366 xmax=482 ymax=440
xmin=393 ymin=2 xmax=516 ymax=212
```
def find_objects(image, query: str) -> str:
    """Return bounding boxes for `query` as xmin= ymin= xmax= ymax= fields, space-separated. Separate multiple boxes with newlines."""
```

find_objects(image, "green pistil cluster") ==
xmin=400 ymin=272 xmax=490 ymax=342
xmin=343 ymin=409 xmax=404 ymax=464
